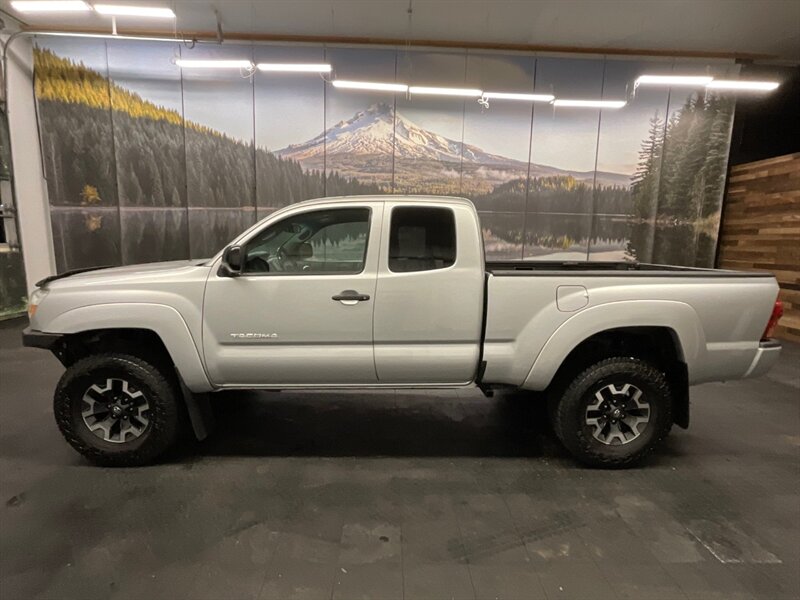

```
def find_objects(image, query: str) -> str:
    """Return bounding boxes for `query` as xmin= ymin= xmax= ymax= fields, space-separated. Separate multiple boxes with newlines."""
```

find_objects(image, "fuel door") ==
xmin=557 ymin=285 xmax=589 ymax=312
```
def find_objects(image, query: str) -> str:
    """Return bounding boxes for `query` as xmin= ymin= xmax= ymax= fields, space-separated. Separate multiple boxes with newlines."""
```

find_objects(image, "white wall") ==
xmin=2 ymin=0 xmax=799 ymax=61
xmin=3 ymin=34 xmax=56 ymax=293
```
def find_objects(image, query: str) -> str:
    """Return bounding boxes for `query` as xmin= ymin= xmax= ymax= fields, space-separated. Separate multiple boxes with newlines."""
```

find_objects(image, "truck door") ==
xmin=202 ymin=203 xmax=382 ymax=386
xmin=372 ymin=201 xmax=485 ymax=383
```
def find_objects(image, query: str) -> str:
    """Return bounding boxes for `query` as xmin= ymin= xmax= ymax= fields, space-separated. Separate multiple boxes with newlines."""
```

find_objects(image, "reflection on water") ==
xmin=479 ymin=212 xmax=524 ymax=260
xmin=524 ymin=213 xmax=590 ymax=260
xmin=479 ymin=212 xmax=718 ymax=266
xmin=51 ymin=208 xmax=121 ymax=272
xmin=188 ymin=209 xmax=255 ymax=259
xmin=121 ymin=208 xmax=188 ymax=264
xmin=648 ymin=221 xmax=718 ymax=267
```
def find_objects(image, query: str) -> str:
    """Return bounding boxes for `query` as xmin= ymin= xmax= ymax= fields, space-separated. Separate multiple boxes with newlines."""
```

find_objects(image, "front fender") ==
xmin=44 ymin=303 xmax=213 ymax=393
xmin=522 ymin=300 xmax=704 ymax=390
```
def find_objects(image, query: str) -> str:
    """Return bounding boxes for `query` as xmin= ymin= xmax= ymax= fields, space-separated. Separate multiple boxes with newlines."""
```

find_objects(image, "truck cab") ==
xmin=203 ymin=196 xmax=484 ymax=387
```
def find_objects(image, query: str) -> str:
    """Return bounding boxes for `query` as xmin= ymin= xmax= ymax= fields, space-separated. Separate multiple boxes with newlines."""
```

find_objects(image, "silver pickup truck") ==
xmin=23 ymin=195 xmax=784 ymax=468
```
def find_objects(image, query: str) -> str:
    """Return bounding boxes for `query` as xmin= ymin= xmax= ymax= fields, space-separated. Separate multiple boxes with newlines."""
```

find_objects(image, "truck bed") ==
xmin=481 ymin=260 xmax=780 ymax=390
xmin=485 ymin=261 xmax=775 ymax=278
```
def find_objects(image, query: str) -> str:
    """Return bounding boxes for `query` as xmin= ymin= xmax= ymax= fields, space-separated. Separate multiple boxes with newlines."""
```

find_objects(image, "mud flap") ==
xmin=670 ymin=362 xmax=690 ymax=429
xmin=178 ymin=378 xmax=215 ymax=440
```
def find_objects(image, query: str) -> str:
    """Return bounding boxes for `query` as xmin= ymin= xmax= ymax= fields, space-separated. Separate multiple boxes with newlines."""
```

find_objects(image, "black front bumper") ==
xmin=22 ymin=327 xmax=64 ymax=350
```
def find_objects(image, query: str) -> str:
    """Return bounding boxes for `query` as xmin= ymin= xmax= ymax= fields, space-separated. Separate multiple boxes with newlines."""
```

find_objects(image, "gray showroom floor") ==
xmin=1 ymin=317 xmax=799 ymax=600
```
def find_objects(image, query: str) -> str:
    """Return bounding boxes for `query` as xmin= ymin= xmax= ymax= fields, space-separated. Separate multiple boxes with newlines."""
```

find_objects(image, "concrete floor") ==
xmin=1 ymin=317 xmax=798 ymax=600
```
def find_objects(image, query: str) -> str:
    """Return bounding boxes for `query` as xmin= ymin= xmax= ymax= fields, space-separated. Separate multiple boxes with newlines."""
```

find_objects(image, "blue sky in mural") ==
xmin=463 ymin=52 xmax=536 ymax=164
xmin=529 ymin=57 xmax=604 ymax=174
xmin=255 ymin=44 xmax=325 ymax=152
xmin=326 ymin=46 xmax=397 ymax=126
xmin=178 ymin=43 xmax=255 ymax=143
xmin=397 ymin=50 xmax=469 ymax=143
xmin=106 ymin=40 xmax=183 ymax=113
xmin=36 ymin=35 xmax=108 ymax=74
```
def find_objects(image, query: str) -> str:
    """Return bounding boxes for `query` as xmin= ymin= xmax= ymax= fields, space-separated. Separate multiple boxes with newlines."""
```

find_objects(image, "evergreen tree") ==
xmin=699 ymin=94 xmax=734 ymax=218
xmin=631 ymin=112 xmax=663 ymax=219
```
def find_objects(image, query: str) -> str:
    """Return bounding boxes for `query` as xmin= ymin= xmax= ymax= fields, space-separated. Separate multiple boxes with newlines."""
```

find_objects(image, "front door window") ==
xmin=243 ymin=208 xmax=370 ymax=274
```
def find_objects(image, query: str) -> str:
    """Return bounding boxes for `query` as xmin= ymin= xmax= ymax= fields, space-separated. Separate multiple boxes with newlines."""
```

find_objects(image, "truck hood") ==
xmin=43 ymin=260 xmax=211 ymax=290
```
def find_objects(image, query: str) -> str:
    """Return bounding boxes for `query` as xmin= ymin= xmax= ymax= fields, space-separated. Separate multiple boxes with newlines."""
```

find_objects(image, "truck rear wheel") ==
xmin=551 ymin=357 xmax=672 ymax=468
xmin=53 ymin=354 xmax=180 ymax=467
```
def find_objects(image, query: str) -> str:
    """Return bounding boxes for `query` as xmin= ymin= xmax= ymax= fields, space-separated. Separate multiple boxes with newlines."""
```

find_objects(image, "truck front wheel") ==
xmin=551 ymin=357 xmax=673 ymax=468
xmin=53 ymin=354 xmax=180 ymax=467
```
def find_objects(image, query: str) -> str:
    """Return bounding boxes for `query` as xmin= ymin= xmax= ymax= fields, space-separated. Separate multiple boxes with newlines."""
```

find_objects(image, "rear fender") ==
xmin=522 ymin=300 xmax=703 ymax=390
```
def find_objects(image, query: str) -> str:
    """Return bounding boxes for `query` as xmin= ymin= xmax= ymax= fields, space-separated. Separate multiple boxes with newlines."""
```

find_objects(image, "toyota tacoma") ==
xmin=23 ymin=196 xmax=784 ymax=467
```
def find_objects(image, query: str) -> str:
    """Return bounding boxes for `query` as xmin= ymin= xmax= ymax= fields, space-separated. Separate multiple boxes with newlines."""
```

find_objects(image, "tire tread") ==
xmin=54 ymin=353 xmax=180 ymax=467
xmin=552 ymin=357 xmax=673 ymax=468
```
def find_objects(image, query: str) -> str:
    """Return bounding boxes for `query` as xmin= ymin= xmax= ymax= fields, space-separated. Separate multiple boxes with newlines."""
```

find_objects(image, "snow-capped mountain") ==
xmin=277 ymin=103 xmax=522 ymax=164
xmin=278 ymin=102 xmax=515 ymax=165
xmin=276 ymin=102 xmax=629 ymax=188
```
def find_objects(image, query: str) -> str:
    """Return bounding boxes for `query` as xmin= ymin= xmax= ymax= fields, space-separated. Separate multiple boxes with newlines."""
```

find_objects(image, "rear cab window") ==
xmin=388 ymin=206 xmax=456 ymax=273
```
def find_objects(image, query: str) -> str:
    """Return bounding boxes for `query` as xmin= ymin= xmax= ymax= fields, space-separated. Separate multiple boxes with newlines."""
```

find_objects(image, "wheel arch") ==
xmin=45 ymin=303 xmax=213 ymax=393
xmin=57 ymin=327 xmax=172 ymax=369
xmin=543 ymin=326 xmax=689 ymax=426
xmin=523 ymin=301 xmax=700 ymax=428
xmin=523 ymin=300 xmax=701 ymax=390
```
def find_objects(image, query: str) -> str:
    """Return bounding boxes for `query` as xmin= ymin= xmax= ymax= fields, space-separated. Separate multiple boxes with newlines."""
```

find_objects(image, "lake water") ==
xmin=479 ymin=212 xmax=718 ymax=267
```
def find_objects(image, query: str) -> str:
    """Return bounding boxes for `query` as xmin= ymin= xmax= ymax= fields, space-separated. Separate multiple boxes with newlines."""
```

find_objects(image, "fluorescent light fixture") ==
xmin=256 ymin=63 xmax=331 ymax=73
xmin=553 ymin=99 xmax=627 ymax=109
xmin=706 ymin=80 xmax=780 ymax=91
xmin=11 ymin=0 xmax=90 ymax=11
xmin=409 ymin=86 xmax=483 ymax=97
xmin=635 ymin=74 xmax=714 ymax=87
xmin=93 ymin=4 xmax=175 ymax=17
xmin=332 ymin=80 xmax=408 ymax=92
xmin=483 ymin=91 xmax=555 ymax=102
xmin=175 ymin=59 xmax=253 ymax=69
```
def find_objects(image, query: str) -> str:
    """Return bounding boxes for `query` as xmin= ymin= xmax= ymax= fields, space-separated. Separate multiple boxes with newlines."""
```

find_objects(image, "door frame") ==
xmin=201 ymin=200 xmax=385 ymax=387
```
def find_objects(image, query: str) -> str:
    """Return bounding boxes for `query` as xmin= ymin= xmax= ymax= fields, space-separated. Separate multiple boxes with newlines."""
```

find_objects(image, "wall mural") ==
xmin=0 ymin=104 xmax=27 ymax=316
xmin=33 ymin=38 xmax=738 ymax=273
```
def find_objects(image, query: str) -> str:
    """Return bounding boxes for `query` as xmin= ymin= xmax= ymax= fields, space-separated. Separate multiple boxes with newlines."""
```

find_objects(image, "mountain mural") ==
xmin=32 ymin=41 xmax=733 ymax=271
xmin=277 ymin=102 xmax=630 ymax=192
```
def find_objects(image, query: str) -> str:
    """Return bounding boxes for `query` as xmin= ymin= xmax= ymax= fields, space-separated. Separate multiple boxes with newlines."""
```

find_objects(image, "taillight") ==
xmin=762 ymin=299 xmax=783 ymax=340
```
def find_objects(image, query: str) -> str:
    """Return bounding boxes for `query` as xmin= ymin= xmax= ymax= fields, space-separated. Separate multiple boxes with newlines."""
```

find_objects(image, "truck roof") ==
xmin=290 ymin=194 xmax=476 ymax=209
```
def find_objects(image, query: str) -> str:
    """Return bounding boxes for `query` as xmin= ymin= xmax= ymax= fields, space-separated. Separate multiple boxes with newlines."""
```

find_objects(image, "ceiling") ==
xmin=2 ymin=0 xmax=799 ymax=62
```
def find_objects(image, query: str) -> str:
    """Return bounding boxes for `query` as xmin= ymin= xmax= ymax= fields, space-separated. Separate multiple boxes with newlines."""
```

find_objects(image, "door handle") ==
xmin=332 ymin=290 xmax=370 ymax=305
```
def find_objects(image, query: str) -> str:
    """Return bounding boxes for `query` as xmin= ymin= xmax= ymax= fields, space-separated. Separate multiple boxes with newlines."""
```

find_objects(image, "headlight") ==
xmin=28 ymin=287 xmax=49 ymax=319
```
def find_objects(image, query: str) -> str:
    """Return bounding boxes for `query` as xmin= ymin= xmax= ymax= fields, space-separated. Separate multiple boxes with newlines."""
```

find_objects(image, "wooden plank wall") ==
xmin=718 ymin=152 xmax=800 ymax=342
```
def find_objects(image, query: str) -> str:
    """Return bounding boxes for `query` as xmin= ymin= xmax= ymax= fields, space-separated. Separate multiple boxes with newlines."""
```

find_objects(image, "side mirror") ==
xmin=220 ymin=246 xmax=243 ymax=277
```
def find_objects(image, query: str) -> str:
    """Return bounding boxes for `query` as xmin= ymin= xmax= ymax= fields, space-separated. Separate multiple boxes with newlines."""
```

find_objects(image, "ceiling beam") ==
xmin=20 ymin=25 xmax=776 ymax=61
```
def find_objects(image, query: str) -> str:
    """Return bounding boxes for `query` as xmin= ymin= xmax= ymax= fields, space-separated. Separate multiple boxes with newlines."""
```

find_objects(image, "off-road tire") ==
xmin=551 ymin=357 xmax=673 ymax=468
xmin=54 ymin=354 xmax=180 ymax=467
